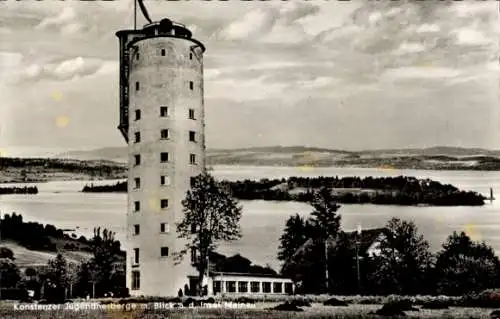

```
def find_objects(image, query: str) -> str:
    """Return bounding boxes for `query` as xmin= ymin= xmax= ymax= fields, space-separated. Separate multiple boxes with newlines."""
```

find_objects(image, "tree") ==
xmin=44 ymin=254 xmax=69 ymax=302
xmin=175 ymin=173 xmax=242 ymax=296
xmin=434 ymin=231 xmax=500 ymax=295
xmin=89 ymin=227 xmax=119 ymax=297
xmin=308 ymin=187 xmax=341 ymax=293
xmin=0 ymin=259 xmax=21 ymax=288
xmin=369 ymin=218 xmax=433 ymax=295
xmin=278 ymin=214 xmax=313 ymax=276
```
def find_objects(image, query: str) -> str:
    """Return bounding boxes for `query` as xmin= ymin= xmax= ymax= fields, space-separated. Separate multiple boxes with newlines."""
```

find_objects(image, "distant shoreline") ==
xmin=1 ymin=159 xmax=500 ymax=184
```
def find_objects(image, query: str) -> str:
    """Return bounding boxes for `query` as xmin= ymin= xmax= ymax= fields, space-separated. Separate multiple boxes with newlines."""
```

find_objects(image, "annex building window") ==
xmin=134 ymin=177 xmax=140 ymax=189
xmin=134 ymin=224 xmax=140 ymax=235
xmin=134 ymin=132 xmax=141 ymax=143
xmin=131 ymin=271 xmax=140 ymax=290
xmin=190 ymin=154 xmax=196 ymax=165
xmin=189 ymin=81 xmax=193 ymax=90
xmin=273 ymin=283 xmax=283 ymax=293
xmin=135 ymin=109 xmax=141 ymax=120
xmin=135 ymin=82 xmax=140 ymax=91
xmin=189 ymin=109 xmax=195 ymax=120
xmin=134 ymin=201 xmax=140 ymax=212
xmin=134 ymin=154 xmax=141 ymax=165
xmin=238 ymin=282 xmax=248 ymax=293
xmin=251 ymin=282 xmax=260 ymax=293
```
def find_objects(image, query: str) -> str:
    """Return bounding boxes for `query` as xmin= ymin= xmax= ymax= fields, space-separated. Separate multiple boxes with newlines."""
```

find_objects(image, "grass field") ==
xmin=0 ymin=299 xmax=496 ymax=319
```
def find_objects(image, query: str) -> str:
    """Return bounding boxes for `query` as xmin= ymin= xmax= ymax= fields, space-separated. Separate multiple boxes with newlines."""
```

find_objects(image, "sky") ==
xmin=0 ymin=0 xmax=498 ymax=156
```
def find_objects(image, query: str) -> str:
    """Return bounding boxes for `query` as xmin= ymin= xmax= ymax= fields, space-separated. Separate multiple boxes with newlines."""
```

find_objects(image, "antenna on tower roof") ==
xmin=137 ymin=0 xmax=153 ymax=24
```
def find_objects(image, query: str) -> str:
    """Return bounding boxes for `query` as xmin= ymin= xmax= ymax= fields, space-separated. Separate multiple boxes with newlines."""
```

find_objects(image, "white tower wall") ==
xmin=124 ymin=35 xmax=205 ymax=297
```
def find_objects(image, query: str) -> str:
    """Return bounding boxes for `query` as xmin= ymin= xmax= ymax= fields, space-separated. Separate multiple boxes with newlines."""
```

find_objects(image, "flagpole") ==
xmin=133 ymin=0 xmax=137 ymax=30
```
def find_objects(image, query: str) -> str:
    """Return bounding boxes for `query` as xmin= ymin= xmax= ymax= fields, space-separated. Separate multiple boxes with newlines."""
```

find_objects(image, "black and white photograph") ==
xmin=0 ymin=0 xmax=499 ymax=318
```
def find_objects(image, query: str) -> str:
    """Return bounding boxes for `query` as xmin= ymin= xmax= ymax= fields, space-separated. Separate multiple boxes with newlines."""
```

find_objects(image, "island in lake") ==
xmin=82 ymin=176 xmax=486 ymax=206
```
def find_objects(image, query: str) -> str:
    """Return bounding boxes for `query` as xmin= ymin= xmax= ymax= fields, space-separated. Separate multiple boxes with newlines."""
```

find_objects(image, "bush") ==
xmin=0 ymin=288 xmax=29 ymax=301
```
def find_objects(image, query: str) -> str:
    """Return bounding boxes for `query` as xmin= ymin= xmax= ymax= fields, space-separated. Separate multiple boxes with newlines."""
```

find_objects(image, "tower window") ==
xmin=134 ymin=154 xmax=141 ymax=166
xmin=189 ymin=52 xmax=193 ymax=60
xmin=134 ymin=201 xmax=140 ymax=212
xmin=134 ymin=177 xmax=140 ymax=189
xmin=134 ymin=132 xmax=141 ymax=143
xmin=160 ymin=129 xmax=169 ymax=140
xmin=160 ymin=106 xmax=169 ymax=117
xmin=189 ymin=131 xmax=196 ymax=142
xmin=161 ymin=199 xmax=169 ymax=209
xmin=160 ymin=247 xmax=169 ymax=257
xmin=160 ymin=223 xmax=170 ymax=233
xmin=136 ymin=52 xmax=140 ymax=60
xmin=190 ymin=154 xmax=197 ymax=165
xmin=190 ymin=177 xmax=196 ymax=188
xmin=135 ymin=109 xmax=141 ymax=121
xmin=189 ymin=81 xmax=194 ymax=90
xmin=160 ymin=175 xmax=170 ymax=186
xmin=134 ymin=224 xmax=140 ymax=235
xmin=161 ymin=48 xmax=166 ymax=56
xmin=131 ymin=271 xmax=140 ymax=290
xmin=191 ymin=248 xmax=197 ymax=264
xmin=135 ymin=82 xmax=140 ymax=91
xmin=160 ymin=152 xmax=169 ymax=163
xmin=189 ymin=109 xmax=195 ymax=120
xmin=133 ymin=248 xmax=140 ymax=264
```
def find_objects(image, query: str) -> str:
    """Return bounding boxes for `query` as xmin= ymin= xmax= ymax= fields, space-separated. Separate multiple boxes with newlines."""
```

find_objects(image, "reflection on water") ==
xmin=0 ymin=166 xmax=499 ymax=271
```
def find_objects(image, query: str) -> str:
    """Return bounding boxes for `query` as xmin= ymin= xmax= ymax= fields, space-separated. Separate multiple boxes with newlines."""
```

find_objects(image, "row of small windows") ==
xmin=134 ymin=176 xmax=171 ymax=189
xmin=133 ymin=177 xmax=195 ymax=212
xmin=135 ymin=81 xmax=194 ymax=91
xmin=132 ymin=246 xmax=169 ymax=265
xmin=133 ymin=130 xmax=197 ymax=143
xmin=133 ymin=153 xmax=197 ymax=165
xmin=133 ymin=223 xmax=170 ymax=236
xmin=134 ymin=107 xmax=196 ymax=120
xmin=135 ymin=50 xmax=193 ymax=60
xmin=212 ymin=281 xmax=293 ymax=294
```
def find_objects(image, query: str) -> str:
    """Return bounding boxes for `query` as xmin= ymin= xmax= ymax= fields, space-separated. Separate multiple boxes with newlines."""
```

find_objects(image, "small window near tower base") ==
xmin=189 ymin=81 xmax=194 ymax=90
xmin=161 ymin=247 xmax=169 ymax=257
xmin=132 ymin=271 xmax=140 ymax=290
xmin=160 ymin=222 xmax=170 ymax=233
xmin=135 ymin=82 xmax=140 ymax=91
xmin=190 ymin=53 xmax=193 ymax=60
xmin=160 ymin=175 xmax=170 ymax=186
xmin=161 ymin=199 xmax=169 ymax=209
xmin=161 ymin=49 xmax=166 ymax=56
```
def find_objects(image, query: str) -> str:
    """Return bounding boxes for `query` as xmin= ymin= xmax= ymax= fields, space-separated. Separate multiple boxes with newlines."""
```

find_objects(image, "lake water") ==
xmin=1 ymin=165 xmax=500 ymax=271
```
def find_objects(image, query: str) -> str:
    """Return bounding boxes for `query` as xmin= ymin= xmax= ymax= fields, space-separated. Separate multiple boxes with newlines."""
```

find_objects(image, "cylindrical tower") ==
xmin=116 ymin=19 xmax=206 ymax=297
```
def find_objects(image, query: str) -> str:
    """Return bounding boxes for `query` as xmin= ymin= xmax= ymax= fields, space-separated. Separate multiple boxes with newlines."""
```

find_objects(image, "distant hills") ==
xmin=53 ymin=145 xmax=500 ymax=171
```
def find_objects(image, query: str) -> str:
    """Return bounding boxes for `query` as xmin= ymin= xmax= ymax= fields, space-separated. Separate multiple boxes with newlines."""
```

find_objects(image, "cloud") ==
xmin=13 ymin=57 xmax=117 ymax=83
xmin=453 ymin=27 xmax=494 ymax=46
xmin=216 ymin=8 xmax=277 ymax=41
xmin=36 ymin=7 xmax=76 ymax=28
xmin=382 ymin=67 xmax=461 ymax=80
xmin=416 ymin=24 xmax=440 ymax=33
xmin=395 ymin=42 xmax=426 ymax=54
